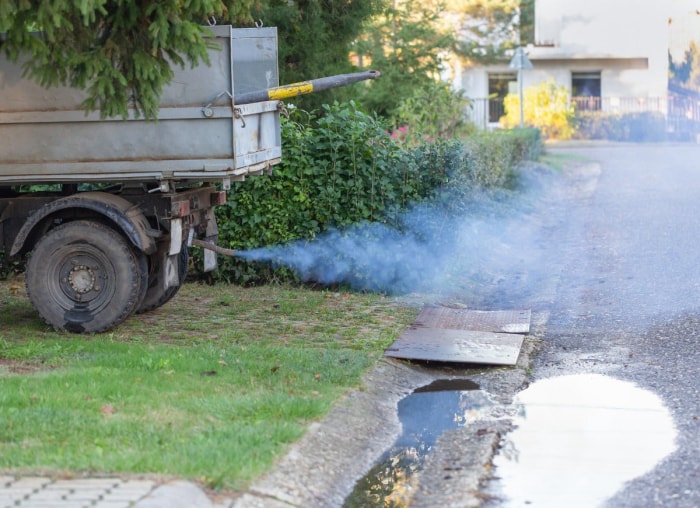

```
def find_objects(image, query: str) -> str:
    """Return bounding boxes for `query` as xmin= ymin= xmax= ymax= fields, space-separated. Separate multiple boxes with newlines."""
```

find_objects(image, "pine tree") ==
xmin=447 ymin=0 xmax=521 ymax=64
xmin=0 ymin=1 xmax=256 ymax=119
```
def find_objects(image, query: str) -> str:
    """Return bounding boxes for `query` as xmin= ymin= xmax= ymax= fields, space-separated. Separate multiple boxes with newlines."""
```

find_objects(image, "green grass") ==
xmin=0 ymin=276 xmax=417 ymax=491
xmin=538 ymin=151 xmax=591 ymax=171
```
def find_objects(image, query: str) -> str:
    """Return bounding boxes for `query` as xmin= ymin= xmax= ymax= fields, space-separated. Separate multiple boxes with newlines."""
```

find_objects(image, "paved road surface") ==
xmin=500 ymin=143 xmax=700 ymax=507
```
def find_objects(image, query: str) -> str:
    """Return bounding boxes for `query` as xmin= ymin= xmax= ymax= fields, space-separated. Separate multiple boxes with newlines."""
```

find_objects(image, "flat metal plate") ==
xmin=413 ymin=306 xmax=531 ymax=334
xmin=384 ymin=328 xmax=525 ymax=365
xmin=384 ymin=306 xmax=531 ymax=365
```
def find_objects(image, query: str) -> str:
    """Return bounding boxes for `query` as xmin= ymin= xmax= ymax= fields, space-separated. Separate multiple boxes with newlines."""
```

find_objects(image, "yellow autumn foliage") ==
xmin=501 ymin=78 xmax=576 ymax=139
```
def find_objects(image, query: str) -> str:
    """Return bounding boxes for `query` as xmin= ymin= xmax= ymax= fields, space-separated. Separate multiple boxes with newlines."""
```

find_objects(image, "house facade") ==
xmin=457 ymin=0 xmax=671 ymax=129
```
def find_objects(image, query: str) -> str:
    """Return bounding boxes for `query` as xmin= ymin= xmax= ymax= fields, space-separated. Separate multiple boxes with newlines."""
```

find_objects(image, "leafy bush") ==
xmin=501 ymin=79 xmax=575 ymax=139
xmin=206 ymin=102 xmax=418 ymax=283
xmin=574 ymin=111 xmax=668 ymax=142
xmin=190 ymin=104 xmax=542 ymax=285
xmin=392 ymin=81 xmax=477 ymax=145
xmin=462 ymin=129 xmax=542 ymax=188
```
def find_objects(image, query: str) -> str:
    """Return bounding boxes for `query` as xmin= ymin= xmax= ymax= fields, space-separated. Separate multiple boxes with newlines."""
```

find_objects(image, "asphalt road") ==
xmin=237 ymin=142 xmax=700 ymax=508
xmin=511 ymin=143 xmax=700 ymax=507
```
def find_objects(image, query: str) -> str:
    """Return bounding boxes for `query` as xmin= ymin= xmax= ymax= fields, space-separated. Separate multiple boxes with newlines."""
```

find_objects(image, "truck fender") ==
xmin=10 ymin=191 xmax=158 ymax=258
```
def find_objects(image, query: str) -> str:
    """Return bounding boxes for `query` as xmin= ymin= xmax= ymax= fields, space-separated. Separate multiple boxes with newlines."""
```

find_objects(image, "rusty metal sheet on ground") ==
xmin=384 ymin=306 xmax=530 ymax=365
xmin=414 ymin=306 xmax=531 ymax=334
xmin=384 ymin=328 xmax=525 ymax=365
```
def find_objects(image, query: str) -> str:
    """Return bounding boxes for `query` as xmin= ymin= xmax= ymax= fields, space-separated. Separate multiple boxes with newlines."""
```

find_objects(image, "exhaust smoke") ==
xmin=236 ymin=166 xmax=560 ymax=305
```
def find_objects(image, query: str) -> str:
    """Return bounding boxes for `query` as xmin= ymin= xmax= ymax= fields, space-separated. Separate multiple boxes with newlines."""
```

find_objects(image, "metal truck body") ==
xmin=0 ymin=24 xmax=381 ymax=333
xmin=0 ymin=25 xmax=282 ymax=186
xmin=0 ymin=25 xmax=285 ymax=332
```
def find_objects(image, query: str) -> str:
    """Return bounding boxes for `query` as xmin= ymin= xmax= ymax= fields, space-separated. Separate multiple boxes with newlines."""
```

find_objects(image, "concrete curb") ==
xmin=234 ymin=358 xmax=436 ymax=508
xmin=134 ymin=480 xmax=233 ymax=508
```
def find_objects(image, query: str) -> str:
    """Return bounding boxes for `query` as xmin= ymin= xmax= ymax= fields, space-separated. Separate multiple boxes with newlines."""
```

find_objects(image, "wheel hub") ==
xmin=67 ymin=264 xmax=98 ymax=294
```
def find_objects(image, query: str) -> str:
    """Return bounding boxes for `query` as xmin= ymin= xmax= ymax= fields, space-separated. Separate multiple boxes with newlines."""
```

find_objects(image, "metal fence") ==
xmin=465 ymin=96 xmax=700 ymax=140
xmin=466 ymin=98 xmax=502 ymax=130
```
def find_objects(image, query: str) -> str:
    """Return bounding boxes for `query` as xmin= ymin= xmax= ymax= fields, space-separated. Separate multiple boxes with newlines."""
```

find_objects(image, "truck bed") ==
xmin=0 ymin=26 xmax=281 ymax=189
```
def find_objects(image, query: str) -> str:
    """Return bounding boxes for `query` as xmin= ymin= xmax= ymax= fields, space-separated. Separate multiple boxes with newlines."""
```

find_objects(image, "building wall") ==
xmin=535 ymin=0 xmax=668 ymax=55
xmin=459 ymin=0 xmax=670 ymax=102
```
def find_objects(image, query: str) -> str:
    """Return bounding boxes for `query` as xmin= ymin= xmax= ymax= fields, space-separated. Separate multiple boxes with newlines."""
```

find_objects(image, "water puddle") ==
xmin=487 ymin=374 xmax=677 ymax=507
xmin=343 ymin=378 xmax=492 ymax=507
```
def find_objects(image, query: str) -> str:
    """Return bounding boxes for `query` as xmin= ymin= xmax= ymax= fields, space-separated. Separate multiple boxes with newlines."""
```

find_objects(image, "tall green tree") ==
xmin=669 ymin=47 xmax=693 ymax=87
xmin=250 ymin=0 xmax=380 ymax=113
xmin=677 ymin=41 xmax=700 ymax=91
xmin=519 ymin=0 xmax=535 ymax=46
xmin=0 ymin=1 xmax=256 ymax=119
xmin=351 ymin=0 xmax=456 ymax=118
xmin=447 ymin=0 xmax=522 ymax=64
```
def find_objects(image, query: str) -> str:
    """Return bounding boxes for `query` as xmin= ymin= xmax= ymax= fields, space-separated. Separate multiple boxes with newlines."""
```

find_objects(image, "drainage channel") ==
xmin=342 ymin=378 xmax=493 ymax=507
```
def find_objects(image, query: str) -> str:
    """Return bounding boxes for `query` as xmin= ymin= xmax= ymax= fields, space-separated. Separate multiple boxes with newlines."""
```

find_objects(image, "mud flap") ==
xmin=203 ymin=208 xmax=219 ymax=273
xmin=164 ymin=254 xmax=181 ymax=289
xmin=169 ymin=218 xmax=183 ymax=255
xmin=203 ymin=239 xmax=218 ymax=272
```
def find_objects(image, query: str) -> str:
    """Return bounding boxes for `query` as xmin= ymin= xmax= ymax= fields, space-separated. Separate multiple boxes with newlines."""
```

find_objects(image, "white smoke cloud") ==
xmin=237 ymin=165 xmax=559 ymax=305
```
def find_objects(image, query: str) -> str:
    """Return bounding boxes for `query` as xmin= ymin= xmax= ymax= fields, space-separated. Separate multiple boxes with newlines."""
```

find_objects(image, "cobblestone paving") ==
xmin=0 ymin=476 xmax=155 ymax=508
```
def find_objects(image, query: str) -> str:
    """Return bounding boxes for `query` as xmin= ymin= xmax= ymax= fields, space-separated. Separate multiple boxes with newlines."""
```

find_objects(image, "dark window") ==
xmin=488 ymin=72 xmax=517 ymax=122
xmin=572 ymin=71 xmax=601 ymax=110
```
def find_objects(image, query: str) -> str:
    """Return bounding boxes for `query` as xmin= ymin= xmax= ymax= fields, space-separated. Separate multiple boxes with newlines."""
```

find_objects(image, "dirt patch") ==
xmin=0 ymin=358 xmax=47 ymax=375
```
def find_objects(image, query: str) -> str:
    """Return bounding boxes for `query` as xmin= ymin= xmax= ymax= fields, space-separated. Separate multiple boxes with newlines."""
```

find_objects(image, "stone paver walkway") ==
xmin=0 ymin=476 xmax=233 ymax=508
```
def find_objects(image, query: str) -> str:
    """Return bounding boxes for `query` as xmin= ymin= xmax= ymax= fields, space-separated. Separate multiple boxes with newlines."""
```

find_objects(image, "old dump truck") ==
xmin=0 ymin=25 xmax=378 ymax=333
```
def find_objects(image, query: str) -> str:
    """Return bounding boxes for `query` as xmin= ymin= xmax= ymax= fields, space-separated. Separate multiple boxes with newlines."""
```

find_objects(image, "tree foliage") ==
xmin=351 ymin=0 xmax=456 ymax=118
xmin=447 ymin=0 xmax=521 ymax=65
xmin=393 ymin=80 xmax=474 ymax=145
xmin=672 ymin=41 xmax=700 ymax=92
xmin=250 ymin=0 xmax=380 ymax=113
xmin=0 ymin=0 xmax=256 ymax=119
xmin=669 ymin=46 xmax=694 ymax=87
xmin=518 ymin=0 xmax=535 ymax=46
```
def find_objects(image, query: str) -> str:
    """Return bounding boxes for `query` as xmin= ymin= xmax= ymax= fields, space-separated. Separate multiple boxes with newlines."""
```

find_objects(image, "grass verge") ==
xmin=538 ymin=151 xmax=591 ymax=171
xmin=0 ymin=275 xmax=417 ymax=491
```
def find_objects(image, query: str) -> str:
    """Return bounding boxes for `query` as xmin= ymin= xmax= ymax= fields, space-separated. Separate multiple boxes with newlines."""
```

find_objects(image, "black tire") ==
xmin=137 ymin=246 xmax=188 ymax=313
xmin=25 ymin=220 xmax=148 ymax=333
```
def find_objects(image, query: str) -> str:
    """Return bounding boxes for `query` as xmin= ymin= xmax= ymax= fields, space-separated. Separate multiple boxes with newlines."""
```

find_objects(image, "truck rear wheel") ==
xmin=25 ymin=220 xmax=148 ymax=333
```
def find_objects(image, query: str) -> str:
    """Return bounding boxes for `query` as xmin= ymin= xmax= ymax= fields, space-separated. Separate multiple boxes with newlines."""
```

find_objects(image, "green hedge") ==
xmin=207 ymin=102 xmax=417 ymax=284
xmin=200 ymin=105 xmax=542 ymax=285
xmin=463 ymin=128 xmax=542 ymax=187
xmin=574 ymin=111 xmax=668 ymax=142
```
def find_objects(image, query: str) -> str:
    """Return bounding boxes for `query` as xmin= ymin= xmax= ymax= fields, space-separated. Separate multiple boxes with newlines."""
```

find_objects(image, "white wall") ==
xmin=533 ymin=0 xmax=669 ymax=96
xmin=535 ymin=0 xmax=668 ymax=57
xmin=459 ymin=0 xmax=670 ymax=100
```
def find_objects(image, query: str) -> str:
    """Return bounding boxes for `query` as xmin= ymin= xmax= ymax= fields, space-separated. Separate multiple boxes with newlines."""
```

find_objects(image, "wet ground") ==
xmin=485 ymin=373 xmax=676 ymax=507
xmin=232 ymin=354 xmax=533 ymax=508
xmin=236 ymin=143 xmax=700 ymax=507
xmin=343 ymin=379 xmax=487 ymax=507
xmin=487 ymin=143 xmax=700 ymax=507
